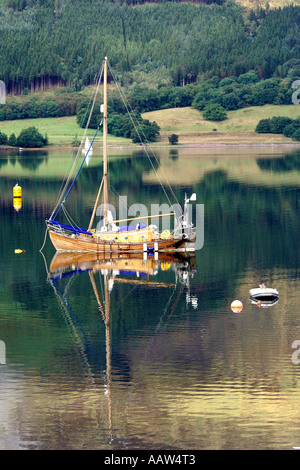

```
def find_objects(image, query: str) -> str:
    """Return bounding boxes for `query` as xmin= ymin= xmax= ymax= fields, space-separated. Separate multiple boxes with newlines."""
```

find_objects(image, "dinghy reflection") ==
xmin=250 ymin=297 xmax=279 ymax=308
xmin=47 ymin=251 xmax=196 ymax=445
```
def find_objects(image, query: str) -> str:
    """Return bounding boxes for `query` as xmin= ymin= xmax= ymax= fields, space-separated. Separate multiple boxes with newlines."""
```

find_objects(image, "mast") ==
xmin=103 ymin=57 xmax=108 ymax=228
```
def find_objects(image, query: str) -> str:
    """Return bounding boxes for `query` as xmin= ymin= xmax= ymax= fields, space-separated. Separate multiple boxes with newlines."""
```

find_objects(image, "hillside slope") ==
xmin=143 ymin=105 xmax=300 ymax=144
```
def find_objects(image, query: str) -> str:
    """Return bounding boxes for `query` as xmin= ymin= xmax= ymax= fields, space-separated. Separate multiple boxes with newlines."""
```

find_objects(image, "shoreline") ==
xmin=1 ymin=141 xmax=300 ymax=152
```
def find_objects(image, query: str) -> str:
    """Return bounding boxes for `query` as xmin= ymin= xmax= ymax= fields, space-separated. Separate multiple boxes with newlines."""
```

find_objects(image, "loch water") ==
xmin=1 ymin=144 xmax=300 ymax=450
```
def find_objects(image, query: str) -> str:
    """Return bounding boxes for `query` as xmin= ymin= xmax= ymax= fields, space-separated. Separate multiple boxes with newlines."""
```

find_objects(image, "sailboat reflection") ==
xmin=47 ymin=251 xmax=196 ymax=444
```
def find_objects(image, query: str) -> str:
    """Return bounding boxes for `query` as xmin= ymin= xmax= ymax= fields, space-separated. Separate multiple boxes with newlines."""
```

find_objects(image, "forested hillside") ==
xmin=0 ymin=0 xmax=299 ymax=95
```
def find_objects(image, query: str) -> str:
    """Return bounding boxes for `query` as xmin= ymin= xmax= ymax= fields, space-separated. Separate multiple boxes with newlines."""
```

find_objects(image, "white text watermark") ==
xmin=0 ymin=80 xmax=5 ymax=105
xmin=292 ymin=340 xmax=300 ymax=365
xmin=292 ymin=80 xmax=300 ymax=105
xmin=0 ymin=340 xmax=6 ymax=365
xmin=95 ymin=196 xmax=204 ymax=250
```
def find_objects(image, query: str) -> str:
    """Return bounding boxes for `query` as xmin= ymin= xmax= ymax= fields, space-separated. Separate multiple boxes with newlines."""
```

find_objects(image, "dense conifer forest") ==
xmin=0 ymin=0 xmax=299 ymax=94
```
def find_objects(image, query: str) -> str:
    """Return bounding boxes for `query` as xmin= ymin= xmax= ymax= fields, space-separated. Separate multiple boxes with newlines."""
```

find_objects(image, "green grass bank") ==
xmin=0 ymin=104 xmax=300 ymax=148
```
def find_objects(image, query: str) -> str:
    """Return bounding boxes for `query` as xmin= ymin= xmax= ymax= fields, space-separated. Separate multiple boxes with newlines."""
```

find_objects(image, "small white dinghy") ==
xmin=249 ymin=284 xmax=279 ymax=302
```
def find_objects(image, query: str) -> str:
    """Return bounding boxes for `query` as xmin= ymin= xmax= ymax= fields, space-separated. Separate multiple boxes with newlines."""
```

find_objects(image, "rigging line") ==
xmin=51 ymin=122 xmax=102 ymax=221
xmin=143 ymin=287 xmax=177 ymax=358
xmin=109 ymin=185 xmax=131 ymax=213
xmin=52 ymin=278 xmax=104 ymax=369
xmin=107 ymin=65 xmax=171 ymax=203
xmin=51 ymin=147 xmax=80 ymax=221
xmin=52 ymin=66 xmax=104 ymax=217
xmin=39 ymin=249 xmax=49 ymax=277
xmin=39 ymin=226 xmax=48 ymax=252
xmin=50 ymin=65 xmax=104 ymax=220
xmin=61 ymin=205 xmax=80 ymax=229
xmin=143 ymin=282 xmax=184 ymax=361
xmin=112 ymin=283 xmax=139 ymax=308
xmin=108 ymin=62 xmax=182 ymax=214
xmin=50 ymin=279 xmax=103 ymax=377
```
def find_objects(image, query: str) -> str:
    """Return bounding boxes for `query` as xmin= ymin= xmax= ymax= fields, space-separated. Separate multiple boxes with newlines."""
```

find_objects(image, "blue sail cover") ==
xmin=48 ymin=219 xmax=93 ymax=236
xmin=119 ymin=224 xmax=147 ymax=232
xmin=48 ymin=220 xmax=147 ymax=235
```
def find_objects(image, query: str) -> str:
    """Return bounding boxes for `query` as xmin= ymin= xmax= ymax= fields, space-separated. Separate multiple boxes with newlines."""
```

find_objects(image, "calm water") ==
xmin=1 ymin=144 xmax=300 ymax=450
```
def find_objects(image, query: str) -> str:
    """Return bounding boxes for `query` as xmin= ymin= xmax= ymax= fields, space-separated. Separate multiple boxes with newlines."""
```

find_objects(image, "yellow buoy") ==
xmin=14 ymin=249 xmax=25 ymax=254
xmin=231 ymin=300 xmax=243 ymax=313
xmin=13 ymin=183 xmax=22 ymax=198
xmin=13 ymin=197 xmax=22 ymax=211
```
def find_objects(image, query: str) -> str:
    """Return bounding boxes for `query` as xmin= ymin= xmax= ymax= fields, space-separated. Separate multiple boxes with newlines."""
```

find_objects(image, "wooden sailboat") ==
xmin=46 ymin=57 xmax=196 ymax=254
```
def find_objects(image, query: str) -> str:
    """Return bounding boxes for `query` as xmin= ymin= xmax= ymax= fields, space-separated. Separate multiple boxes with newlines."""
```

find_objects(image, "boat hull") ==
xmin=48 ymin=228 xmax=192 ymax=253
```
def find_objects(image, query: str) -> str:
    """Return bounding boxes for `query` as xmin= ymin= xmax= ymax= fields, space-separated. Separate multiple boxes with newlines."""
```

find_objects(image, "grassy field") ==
xmin=143 ymin=105 xmax=300 ymax=145
xmin=0 ymin=104 xmax=300 ymax=148
xmin=0 ymin=115 xmax=132 ymax=147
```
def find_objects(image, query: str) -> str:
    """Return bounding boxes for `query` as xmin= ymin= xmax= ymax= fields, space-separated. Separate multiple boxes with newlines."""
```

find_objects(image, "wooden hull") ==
xmin=48 ymin=228 xmax=192 ymax=253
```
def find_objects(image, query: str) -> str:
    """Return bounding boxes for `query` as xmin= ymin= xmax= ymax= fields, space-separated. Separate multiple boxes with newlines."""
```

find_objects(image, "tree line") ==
xmin=1 ymin=61 xmax=299 ymax=123
xmin=0 ymin=126 xmax=48 ymax=147
xmin=0 ymin=88 xmax=83 ymax=121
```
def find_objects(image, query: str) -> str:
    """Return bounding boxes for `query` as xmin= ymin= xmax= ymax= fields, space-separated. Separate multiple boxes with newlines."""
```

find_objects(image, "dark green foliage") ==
xmin=6 ymin=0 xmax=28 ymax=10
xmin=0 ymin=131 xmax=8 ymax=145
xmin=0 ymin=1 xmax=299 ymax=94
xmin=16 ymin=126 xmax=47 ymax=148
xmin=269 ymin=116 xmax=293 ymax=134
xmin=131 ymin=120 xmax=160 ymax=143
xmin=192 ymin=72 xmax=294 ymax=115
xmin=1 ymin=91 xmax=82 ymax=122
xmin=39 ymin=100 xmax=62 ymax=118
xmin=0 ymin=0 xmax=298 ymax=127
xmin=8 ymin=133 xmax=17 ymax=146
xmin=283 ymin=123 xmax=298 ymax=138
xmin=237 ymin=73 xmax=259 ymax=85
xmin=203 ymin=103 xmax=227 ymax=121
xmin=255 ymin=119 xmax=272 ymax=133
xmin=256 ymin=116 xmax=300 ymax=141
xmin=107 ymin=111 xmax=160 ymax=142
xmin=168 ymin=134 xmax=179 ymax=145
xmin=130 ymin=84 xmax=198 ymax=113
xmin=292 ymin=128 xmax=300 ymax=142
xmin=76 ymin=99 xmax=102 ymax=129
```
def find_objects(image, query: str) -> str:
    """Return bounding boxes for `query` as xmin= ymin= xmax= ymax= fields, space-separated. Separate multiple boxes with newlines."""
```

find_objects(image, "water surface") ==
xmin=1 ymin=144 xmax=300 ymax=450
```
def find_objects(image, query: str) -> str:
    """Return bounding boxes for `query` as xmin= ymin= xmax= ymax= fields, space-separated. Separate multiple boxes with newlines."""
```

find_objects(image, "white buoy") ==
xmin=231 ymin=300 xmax=243 ymax=313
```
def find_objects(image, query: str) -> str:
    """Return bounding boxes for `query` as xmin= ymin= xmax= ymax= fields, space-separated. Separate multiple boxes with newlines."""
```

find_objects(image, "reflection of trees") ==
xmin=256 ymin=150 xmax=300 ymax=173
xmin=169 ymin=149 xmax=178 ymax=160
xmin=0 ymin=158 xmax=8 ymax=168
xmin=18 ymin=156 xmax=47 ymax=171
xmin=192 ymin=169 xmax=300 ymax=285
xmin=78 ymin=155 xmax=159 ymax=192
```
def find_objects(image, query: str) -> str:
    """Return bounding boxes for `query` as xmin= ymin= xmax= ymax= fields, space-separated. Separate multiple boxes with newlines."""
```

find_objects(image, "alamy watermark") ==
xmin=292 ymin=80 xmax=300 ymax=105
xmin=0 ymin=80 xmax=6 ymax=105
xmin=292 ymin=340 xmax=300 ymax=365
xmin=95 ymin=195 xmax=204 ymax=251
xmin=0 ymin=340 xmax=6 ymax=365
